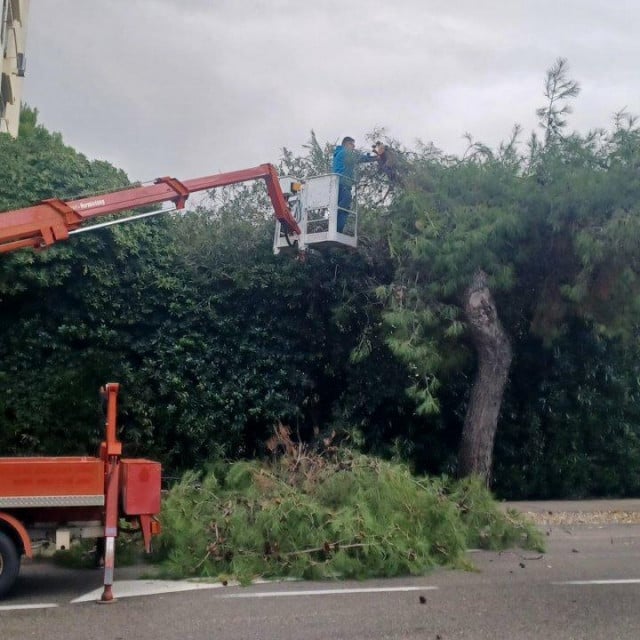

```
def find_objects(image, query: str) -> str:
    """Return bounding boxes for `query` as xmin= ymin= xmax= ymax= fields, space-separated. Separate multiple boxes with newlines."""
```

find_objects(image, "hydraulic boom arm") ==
xmin=0 ymin=163 xmax=301 ymax=254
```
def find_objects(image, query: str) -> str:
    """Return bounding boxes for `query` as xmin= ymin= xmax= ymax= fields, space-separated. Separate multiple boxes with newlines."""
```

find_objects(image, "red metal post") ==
xmin=99 ymin=383 xmax=122 ymax=603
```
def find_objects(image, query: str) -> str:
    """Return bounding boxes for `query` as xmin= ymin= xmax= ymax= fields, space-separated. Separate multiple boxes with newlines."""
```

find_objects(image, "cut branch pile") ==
xmin=156 ymin=429 xmax=543 ymax=583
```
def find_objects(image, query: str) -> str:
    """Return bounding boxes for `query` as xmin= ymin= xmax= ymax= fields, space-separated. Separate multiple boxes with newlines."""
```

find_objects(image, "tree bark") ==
xmin=458 ymin=270 xmax=512 ymax=483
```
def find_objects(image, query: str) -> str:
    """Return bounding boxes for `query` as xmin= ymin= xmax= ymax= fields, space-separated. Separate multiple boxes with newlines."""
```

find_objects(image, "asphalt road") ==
xmin=2 ymin=513 xmax=640 ymax=639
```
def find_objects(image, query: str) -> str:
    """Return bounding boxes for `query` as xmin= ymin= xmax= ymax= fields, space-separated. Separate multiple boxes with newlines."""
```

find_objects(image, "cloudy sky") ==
xmin=24 ymin=1 xmax=640 ymax=182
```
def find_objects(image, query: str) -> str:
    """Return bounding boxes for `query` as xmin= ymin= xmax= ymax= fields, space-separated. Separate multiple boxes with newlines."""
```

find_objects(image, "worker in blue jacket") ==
xmin=332 ymin=136 xmax=378 ymax=233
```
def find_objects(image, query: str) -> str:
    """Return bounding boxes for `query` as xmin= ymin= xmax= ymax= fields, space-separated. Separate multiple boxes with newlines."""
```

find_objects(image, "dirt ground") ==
xmin=503 ymin=499 xmax=640 ymax=526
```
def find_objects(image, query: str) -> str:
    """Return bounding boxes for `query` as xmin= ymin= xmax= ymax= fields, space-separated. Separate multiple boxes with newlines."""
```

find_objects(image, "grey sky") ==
xmin=24 ymin=1 xmax=640 ymax=182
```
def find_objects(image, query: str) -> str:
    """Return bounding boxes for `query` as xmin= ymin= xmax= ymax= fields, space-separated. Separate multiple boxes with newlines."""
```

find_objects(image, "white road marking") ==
xmin=71 ymin=581 xmax=436 ymax=603
xmin=0 ymin=603 xmax=58 ymax=611
xmin=71 ymin=579 xmax=232 ymax=603
xmin=553 ymin=578 xmax=640 ymax=586
xmin=218 ymin=586 xmax=438 ymax=598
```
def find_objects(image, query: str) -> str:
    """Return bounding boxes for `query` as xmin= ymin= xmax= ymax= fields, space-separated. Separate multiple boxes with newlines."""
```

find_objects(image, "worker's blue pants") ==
xmin=337 ymin=184 xmax=352 ymax=233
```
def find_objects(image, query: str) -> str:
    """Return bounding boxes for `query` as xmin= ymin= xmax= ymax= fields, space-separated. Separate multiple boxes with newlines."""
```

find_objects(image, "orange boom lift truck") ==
xmin=0 ymin=163 xmax=304 ymax=601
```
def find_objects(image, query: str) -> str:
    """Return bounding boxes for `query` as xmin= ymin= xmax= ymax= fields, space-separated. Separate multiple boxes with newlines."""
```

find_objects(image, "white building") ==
xmin=1 ymin=0 xmax=29 ymax=137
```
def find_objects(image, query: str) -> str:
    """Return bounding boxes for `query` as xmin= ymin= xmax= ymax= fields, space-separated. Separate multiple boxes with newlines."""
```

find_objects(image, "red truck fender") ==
xmin=0 ymin=512 xmax=33 ymax=558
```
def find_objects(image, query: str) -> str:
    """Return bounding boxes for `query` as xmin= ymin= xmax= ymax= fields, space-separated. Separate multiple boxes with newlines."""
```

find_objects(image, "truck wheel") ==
xmin=0 ymin=531 xmax=20 ymax=599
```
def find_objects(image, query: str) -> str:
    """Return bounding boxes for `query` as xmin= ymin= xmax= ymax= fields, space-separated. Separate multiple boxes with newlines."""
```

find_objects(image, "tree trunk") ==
xmin=458 ymin=270 xmax=512 ymax=483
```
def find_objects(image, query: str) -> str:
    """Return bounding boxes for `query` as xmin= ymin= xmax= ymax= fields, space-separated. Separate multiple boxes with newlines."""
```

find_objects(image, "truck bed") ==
xmin=0 ymin=457 xmax=104 ymax=508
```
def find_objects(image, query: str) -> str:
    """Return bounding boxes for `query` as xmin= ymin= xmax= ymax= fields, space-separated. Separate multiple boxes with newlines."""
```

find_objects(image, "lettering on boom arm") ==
xmin=78 ymin=199 xmax=106 ymax=210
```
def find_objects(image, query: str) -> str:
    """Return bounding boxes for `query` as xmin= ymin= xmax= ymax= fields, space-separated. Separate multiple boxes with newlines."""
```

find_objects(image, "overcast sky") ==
xmin=24 ymin=1 xmax=640 ymax=182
